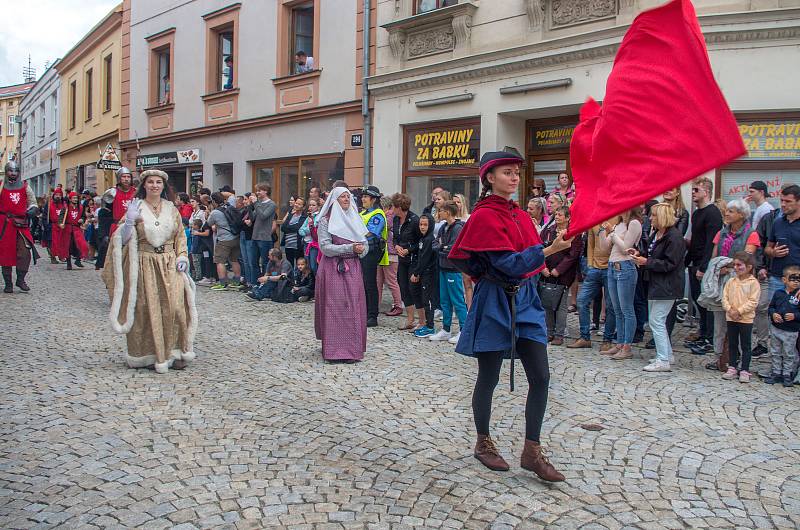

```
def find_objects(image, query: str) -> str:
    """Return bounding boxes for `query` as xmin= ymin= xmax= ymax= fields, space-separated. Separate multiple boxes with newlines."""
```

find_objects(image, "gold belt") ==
xmin=139 ymin=243 xmax=173 ymax=254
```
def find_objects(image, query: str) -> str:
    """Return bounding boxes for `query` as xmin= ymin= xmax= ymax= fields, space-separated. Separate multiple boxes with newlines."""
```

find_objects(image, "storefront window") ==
xmin=406 ymin=175 xmax=479 ymax=215
xmin=721 ymin=169 xmax=795 ymax=209
xmin=529 ymin=158 xmax=567 ymax=198
xmin=300 ymin=156 xmax=343 ymax=195
xmin=253 ymin=154 xmax=344 ymax=216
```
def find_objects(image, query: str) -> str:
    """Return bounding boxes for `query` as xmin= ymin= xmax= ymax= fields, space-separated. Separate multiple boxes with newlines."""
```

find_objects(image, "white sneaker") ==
xmin=434 ymin=309 xmax=443 ymax=321
xmin=429 ymin=329 xmax=452 ymax=341
xmin=197 ymin=278 xmax=214 ymax=286
xmin=649 ymin=355 xmax=675 ymax=364
xmin=643 ymin=360 xmax=671 ymax=372
xmin=448 ymin=332 xmax=461 ymax=344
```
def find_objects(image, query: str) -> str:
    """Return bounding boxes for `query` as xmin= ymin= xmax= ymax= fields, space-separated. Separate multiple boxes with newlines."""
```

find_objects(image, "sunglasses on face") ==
xmin=692 ymin=188 xmax=701 ymax=193
xmin=788 ymin=275 xmax=800 ymax=282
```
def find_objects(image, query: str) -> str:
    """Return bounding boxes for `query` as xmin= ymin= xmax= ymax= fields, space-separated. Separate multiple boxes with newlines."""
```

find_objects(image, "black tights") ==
xmin=472 ymin=339 xmax=550 ymax=443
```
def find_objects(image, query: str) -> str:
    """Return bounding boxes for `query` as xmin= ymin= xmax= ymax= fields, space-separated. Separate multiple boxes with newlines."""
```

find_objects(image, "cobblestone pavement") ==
xmin=1 ymin=259 xmax=799 ymax=529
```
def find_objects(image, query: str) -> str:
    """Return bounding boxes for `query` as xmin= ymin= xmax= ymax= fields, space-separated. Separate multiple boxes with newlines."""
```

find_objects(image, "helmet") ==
xmin=116 ymin=166 xmax=133 ymax=185
xmin=4 ymin=160 xmax=20 ymax=177
xmin=101 ymin=188 xmax=116 ymax=206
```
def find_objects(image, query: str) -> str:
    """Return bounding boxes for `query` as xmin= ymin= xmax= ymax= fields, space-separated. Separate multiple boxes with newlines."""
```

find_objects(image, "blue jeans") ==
xmin=307 ymin=246 xmax=319 ymax=275
xmin=607 ymin=261 xmax=638 ymax=344
xmin=252 ymin=280 xmax=276 ymax=300
xmin=648 ymin=299 xmax=675 ymax=362
xmin=252 ymin=239 xmax=273 ymax=276
xmin=439 ymin=270 xmax=468 ymax=333
xmin=240 ymin=237 xmax=258 ymax=286
xmin=768 ymin=275 xmax=784 ymax=301
xmin=577 ymin=267 xmax=616 ymax=342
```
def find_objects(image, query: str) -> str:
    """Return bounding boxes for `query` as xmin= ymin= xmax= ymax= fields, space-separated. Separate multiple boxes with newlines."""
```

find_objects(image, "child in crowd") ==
xmin=721 ymin=251 xmax=761 ymax=383
xmin=189 ymin=219 xmax=205 ymax=281
xmin=191 ymin=218 xmax=215 ymax=285
xmin=246 ymin=247 xmax=291 ymax=301
xmin=764 ymin=265 xmax=800 ymax=387
xmin=290 ymin=256 xmax=316 ymax=302
xmin=410 ymin=213 xmax=437 ymax=337
xmin=430 ymin=201 xmax=467 ymax=344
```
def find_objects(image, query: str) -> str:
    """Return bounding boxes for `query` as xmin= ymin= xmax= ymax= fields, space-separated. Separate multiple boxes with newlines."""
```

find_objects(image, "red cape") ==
xmin=449 ymin=194 xmax=545 ymax=279
xmin=567 ymin=0 xmax=746 ymax=238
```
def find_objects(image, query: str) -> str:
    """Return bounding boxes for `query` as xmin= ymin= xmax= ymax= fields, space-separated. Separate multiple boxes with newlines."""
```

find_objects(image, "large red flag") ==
xmin=566 ymin=0 xmax=746 ymax=238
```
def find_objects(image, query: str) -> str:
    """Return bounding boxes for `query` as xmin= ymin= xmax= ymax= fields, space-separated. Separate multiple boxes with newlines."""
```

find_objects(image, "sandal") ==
xmin=397 ymin=323 xmax=415 ymax=331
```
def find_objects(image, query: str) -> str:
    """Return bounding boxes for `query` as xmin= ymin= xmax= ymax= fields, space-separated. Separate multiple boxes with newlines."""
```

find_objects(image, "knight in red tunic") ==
xmin=53 ymin=191 xmax=89 ymax=270
xmin=0 ymin=161 xmax=39 ymax=293
xmin=103 ymin=166 xmax=137 ymax=235
xmin=43 ymin=186 xmax=67 ymax=263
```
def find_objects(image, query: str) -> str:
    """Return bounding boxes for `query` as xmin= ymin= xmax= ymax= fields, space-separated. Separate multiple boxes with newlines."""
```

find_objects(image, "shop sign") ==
xmin=137 ymin=148 xmax=202 ymax=168
xmin=190 ymin=169 xmax=203 ymax=182
xmin=407 ymin=123 xmax=480 ymax=170
xmin=530 ymin=124 xmax=575 ymax=151
xmin=738 ymin=120 xmax=800 ymax=160
xmin=97 ymin=143 xmax=122 ymax=170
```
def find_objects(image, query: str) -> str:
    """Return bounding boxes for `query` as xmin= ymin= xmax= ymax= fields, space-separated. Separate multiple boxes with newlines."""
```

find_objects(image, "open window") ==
xmin=203 ymin=3 xmax=239 ymax=95
xmin=290 ymin=3 xmax=314 ymax=74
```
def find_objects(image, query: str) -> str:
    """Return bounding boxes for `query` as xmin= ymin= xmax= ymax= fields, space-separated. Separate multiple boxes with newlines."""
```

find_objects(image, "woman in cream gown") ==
xmin=102 ymin=169 xmax=198 ymax=373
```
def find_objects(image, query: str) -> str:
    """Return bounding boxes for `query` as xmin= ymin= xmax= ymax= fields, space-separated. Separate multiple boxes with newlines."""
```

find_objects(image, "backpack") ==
xmin=271 ymin=278 xmax=294 ymax=303
xmin=220 ymin=204 xmax=244 ymax=236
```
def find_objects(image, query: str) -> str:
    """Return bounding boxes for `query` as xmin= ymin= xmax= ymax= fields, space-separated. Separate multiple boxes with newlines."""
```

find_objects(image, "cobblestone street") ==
xmin=1 ymin=260 xmax=799 ymax=529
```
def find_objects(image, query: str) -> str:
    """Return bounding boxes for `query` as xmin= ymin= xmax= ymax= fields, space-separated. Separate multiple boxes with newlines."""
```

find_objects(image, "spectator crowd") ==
xmin=28 ymin=172 xmax=800 ymax=384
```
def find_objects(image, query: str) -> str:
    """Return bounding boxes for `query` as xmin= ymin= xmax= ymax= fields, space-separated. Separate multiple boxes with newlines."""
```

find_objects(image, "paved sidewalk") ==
xmin=0 ymin=261 xmax=797 ymax=529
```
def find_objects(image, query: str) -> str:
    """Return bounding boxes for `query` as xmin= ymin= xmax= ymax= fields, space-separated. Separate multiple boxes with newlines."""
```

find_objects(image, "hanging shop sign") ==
xmin=738 ymin=120 xmax=800 ymax=160
xmin=190 ymin=169 xmax=203 ymax=181
xmin=97 ymin=143 xmax=122 ymax=170
xmin=137 ymin=148 xmax=202 ymax=168
xmin=406 ymin=121 xmax=480 ymax=171
xmin=529 ymin=124 xmax=575 ymax=152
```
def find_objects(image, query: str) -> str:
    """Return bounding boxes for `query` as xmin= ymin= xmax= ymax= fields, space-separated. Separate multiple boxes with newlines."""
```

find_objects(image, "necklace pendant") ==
xmin=155 ymin=221 xmax=160 ymax=226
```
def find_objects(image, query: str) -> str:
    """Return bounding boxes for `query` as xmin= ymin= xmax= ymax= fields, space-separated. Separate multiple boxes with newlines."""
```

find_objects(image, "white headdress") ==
xmin=316 ymin=187 xmax=367 ymax=243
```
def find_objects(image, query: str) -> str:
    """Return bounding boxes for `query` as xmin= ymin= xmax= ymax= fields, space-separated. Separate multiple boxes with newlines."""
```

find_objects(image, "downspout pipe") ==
xmin=362 ymin=0 xmax=371 ymax=186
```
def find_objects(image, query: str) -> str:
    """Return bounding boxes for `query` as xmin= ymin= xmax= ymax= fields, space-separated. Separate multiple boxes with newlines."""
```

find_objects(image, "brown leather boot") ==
xmin=474 ymin=434 xmax=509 ymax=471
xmin=520 ymin=440 xmax=565 ymax=482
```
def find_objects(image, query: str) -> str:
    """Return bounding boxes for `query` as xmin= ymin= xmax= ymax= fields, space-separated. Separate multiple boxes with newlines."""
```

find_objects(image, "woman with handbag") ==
xmin=448 ymin=151 xmax=572 ymax=482
xmin=540 ymin=206 xmax=583 ymax=345
xmin=631 ymin=203 xmax=686 ymax=372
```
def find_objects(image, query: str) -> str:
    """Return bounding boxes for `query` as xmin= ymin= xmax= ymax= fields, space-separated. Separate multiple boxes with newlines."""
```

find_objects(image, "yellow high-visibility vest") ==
xmin=360 ymin=208 xmax=389 ymax=266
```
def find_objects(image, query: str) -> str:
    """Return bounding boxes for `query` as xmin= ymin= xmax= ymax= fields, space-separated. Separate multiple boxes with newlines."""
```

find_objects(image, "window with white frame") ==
xmin=8 ymin=115 xmax=15 ymax=136
xmin=50 ymin=95 xmax=57 ymax=134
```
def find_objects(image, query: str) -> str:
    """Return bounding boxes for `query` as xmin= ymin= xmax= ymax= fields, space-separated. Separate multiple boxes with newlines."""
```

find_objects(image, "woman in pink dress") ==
xmin=314 ymin=187 xmax=369 ymax=362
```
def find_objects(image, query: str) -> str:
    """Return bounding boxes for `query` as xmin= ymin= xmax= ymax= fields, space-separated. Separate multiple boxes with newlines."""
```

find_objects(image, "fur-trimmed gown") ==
xmin=102 ymin=200 xmax=197 ymax=371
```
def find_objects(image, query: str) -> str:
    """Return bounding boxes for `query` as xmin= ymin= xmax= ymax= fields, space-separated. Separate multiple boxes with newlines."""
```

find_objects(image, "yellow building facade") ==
xmin=0 ymin=83 xmax=34 ymax=166
xmin=56 ymin=4 xmax=122 ymax=192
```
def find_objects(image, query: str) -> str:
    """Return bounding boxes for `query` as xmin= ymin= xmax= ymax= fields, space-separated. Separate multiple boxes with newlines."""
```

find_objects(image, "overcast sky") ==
xmin=0 ymin=0 xmax=121 ymax=87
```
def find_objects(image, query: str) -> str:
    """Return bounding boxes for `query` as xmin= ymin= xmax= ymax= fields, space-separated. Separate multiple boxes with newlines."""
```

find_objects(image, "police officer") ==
xmin=360 ymin=186 xmax=388 ymax=327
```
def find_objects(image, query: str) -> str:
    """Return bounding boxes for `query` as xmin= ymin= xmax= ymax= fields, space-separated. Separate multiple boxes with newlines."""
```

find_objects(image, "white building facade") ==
xmin=370 ymin=0 xmax=800 ymax=210
xmin=120 ymin=0 xmax=375 ymax=215
xmin=19 ymin=61 xmax=60 ymax=197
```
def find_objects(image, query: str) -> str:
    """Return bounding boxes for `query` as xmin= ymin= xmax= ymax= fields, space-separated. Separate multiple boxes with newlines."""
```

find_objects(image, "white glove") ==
xmin=176 ymin=256 xmax=189 ymax=273
xmin=125 ymin=199 xmax=142 ymax=225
